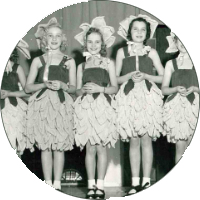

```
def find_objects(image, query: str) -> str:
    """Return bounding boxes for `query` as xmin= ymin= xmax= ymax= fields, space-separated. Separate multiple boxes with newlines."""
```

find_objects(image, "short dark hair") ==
xmin=127 ymin=17 xmax=151 ymax=45
xmin=83 ymin=27 xmax=107 ymax=57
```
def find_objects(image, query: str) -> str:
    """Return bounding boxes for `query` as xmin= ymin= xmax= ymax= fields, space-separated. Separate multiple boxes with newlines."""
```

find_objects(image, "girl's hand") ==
xmin=132 ymin=71 xmax=146 ymax=83
xmin=50 ymin=80 xmax=62 ymax=91
xmin=83 ymin=83 xmax=102 ymax=94
xmin=176 ymin=86 xmax=187 ymax=96
xmin=61 ymin=82 xmax=69 ymax=91
xmin=0 ymin=90 xmax=10 ymax=99
xmin=183 ymin=86 xmax=197 ymax=96
xmin=127 ymin=71 xmax=136 ymax=80
xmin=44 ymin=81 xmax=53 ymax=89
xmin=81 ymin=87 xmax=86 ymax=94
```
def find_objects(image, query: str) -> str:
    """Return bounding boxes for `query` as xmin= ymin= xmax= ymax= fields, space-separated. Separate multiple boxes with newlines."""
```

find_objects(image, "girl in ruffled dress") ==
xmin=162 ymin=33 xmax=199 ymax=163
xmin=25 ymin=18 xmax=76 ymax=190
xmin=115 ymin=15 xmax=164 ymax=195
xmin=74 ymin=16 xmax=118 ymax=199
xmin=1 ymin=40 xmax=30 ymax=156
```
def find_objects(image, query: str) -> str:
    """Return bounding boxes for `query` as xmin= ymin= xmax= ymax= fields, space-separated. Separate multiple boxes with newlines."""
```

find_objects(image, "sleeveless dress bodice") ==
xmin=37 ymin=55 xmax=70 ymax=84
xmin=82 ymin=67 xmax=110 ymax=87
xmin=81 ymin=64 xmax=111 ymax=104
xmin=121 ymin=46 xmax=154 ymax=76
xmin=1 ymin=64 xmax=20 ymax=109
xmin=171 ymin=59 xmax=198 ymax=88
xmin=167 ymin=59 xmax=199 ymax=104
xmin=1 ymin=63 xmax=19 ymax=91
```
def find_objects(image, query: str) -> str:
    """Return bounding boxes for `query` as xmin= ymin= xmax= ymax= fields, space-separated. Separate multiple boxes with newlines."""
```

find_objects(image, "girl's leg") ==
xmin=85 ymin=142 xmax=97 ymax=195
xmin=130 ymin=137 xmax=141 ymax=178
xmin=127 ymin=137 xmax=141 ymax=194
xmin=41 ymin=149 xmax=53 ymax=186
xmin=176 ymin=134 xmax=194 ymax=164
xmin=96 ymin=144 xmax=107 ymax=196
xmin=141 ymin=134 xmax=153 ymax=187
xmin=53 ymin=150 xmax=65 ymax=190
xmin=176 ymin=140 xmax=187 ymax=164
xmin=187 ymin=135 xmax=194 ymax=146
xmin=96 ymin=144 xmax=107 ymax=180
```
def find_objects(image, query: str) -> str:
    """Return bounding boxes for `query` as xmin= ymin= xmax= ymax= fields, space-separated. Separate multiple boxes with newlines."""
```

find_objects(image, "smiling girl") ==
xmin=116 ymin=15 xmax=164 ymax=195
xmin=74 ymin=17 xmax=118 ymax=199
xmin=162 ymin=33 xmax=199 ymax=163
xmin=25 ymin=18 xmax=76 ymax=190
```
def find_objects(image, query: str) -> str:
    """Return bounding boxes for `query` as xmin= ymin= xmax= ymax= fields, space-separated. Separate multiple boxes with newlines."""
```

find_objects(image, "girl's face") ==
xmin=86 ymin=32 xmax=102 ymax=55
xmin=46 ymin=27 xmax=63 ymax=50
xmin=176 ymin=39 xmax=186 ymax=53
xmin=131 ymin=21 xmax=147 ymax=43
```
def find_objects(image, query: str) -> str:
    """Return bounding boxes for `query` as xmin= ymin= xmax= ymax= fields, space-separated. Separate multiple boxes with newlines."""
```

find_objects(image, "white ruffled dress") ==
xmin=74 ymin=58 xmax=118 ymax=150
xmin=116 ymin=46 xmax=163 ymax=141
xmin=163 ymin=59 xmax=199 ymax=143
xmin=1 ymin=64 xmax=27 ymax=155
xmin=26 ymin=55 xmax=74 ymax=151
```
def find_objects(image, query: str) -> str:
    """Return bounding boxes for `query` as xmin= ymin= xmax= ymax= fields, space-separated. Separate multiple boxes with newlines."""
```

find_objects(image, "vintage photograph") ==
xmin=0 ymin=0 xmax=199 ymax=199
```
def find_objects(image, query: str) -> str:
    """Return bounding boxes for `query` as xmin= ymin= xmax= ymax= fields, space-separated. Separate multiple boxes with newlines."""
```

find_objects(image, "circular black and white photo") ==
xmin=0 ymin=0 xmax=199 ymax=200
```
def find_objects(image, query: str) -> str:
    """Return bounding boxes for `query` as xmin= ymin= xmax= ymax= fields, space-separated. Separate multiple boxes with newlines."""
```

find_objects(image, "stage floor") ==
xmin=58 ymin=185 xmax=155 ymax=199
xmin=60 ymin=186 xmax=127 ymax=198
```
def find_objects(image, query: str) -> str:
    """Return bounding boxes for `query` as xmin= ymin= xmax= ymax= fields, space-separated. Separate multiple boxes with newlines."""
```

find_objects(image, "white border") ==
xmin=0 ymin=1 xmax=199 ymax=200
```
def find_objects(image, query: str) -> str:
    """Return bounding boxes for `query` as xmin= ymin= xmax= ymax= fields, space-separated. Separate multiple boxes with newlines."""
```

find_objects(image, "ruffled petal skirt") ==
xmin=26 ymin=89 xmax=74 ymax=151
xmin=163 ymin=92 xmax=199 ymax=143
xmin=1 ymin=97 xmax=27 ymax=155
xmin=116 ymin=80 xmax=163 ymax=141
xmin=74 ymin=93 xmax=118 ymax=149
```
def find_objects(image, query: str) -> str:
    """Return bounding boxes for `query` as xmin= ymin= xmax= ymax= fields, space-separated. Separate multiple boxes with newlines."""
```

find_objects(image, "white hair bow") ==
xmin=118 ymin=14 xmax=158 ymax=41
xmin=127 ymin=41 xmax=151 ymax=55
xmin=74 ymin=16 xmax=116 ymax=48
xmin=35 ymin=17 xmax=64 ymax=49
xmin=83 ymin=52 xmax=101 ymax=62
xmin=166 ymin=32 xmax=179 ymax=53
xmin=6 ymin=39 xmax=30 ymax=74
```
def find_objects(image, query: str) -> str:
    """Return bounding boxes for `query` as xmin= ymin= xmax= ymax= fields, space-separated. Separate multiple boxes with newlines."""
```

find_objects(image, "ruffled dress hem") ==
xmin=116 ymin=79 xmax=163 ymax=141
xmin=163 ymin=92 xmax=199 ymax=143
xmin=26 ymin=89 xmax=74 ymax=151
xmin=74 ymin=93 xmax=118 ymax=150
xmin=1 ymin=97 xmax=27 ymax=155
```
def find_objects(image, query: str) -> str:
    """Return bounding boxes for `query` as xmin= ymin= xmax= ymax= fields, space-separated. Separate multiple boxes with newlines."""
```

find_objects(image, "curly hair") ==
xmin=10 ymin=48 xmax=19 ymax=63
xmin=127 ymin=17 xmax=151 ymax=45
xmin=40 ymin=24 xmax=67 ymax=53
xmin=82 ymin=27 xmax=107 ymax=57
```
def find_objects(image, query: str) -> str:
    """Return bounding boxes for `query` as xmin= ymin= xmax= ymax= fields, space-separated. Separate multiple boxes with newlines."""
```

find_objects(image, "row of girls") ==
xmin=1 ymin=15 xmax=199 ymax=198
